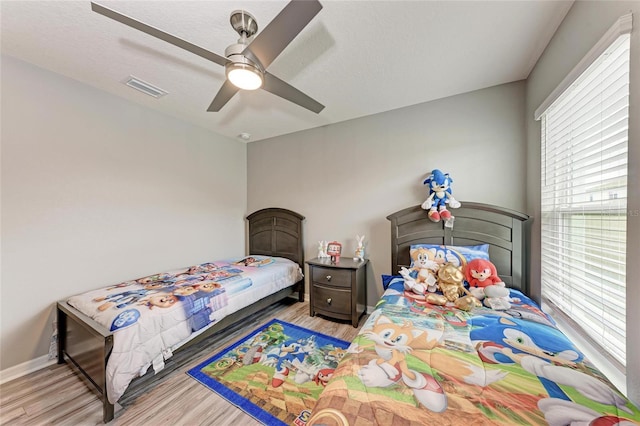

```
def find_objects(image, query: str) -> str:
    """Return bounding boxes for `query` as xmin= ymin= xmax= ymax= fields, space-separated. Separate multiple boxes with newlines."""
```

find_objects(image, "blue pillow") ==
xmin=409 ymin=244 xmax=489 ymax=268
xmin=381 ymin=274 xmax=399 ymax=290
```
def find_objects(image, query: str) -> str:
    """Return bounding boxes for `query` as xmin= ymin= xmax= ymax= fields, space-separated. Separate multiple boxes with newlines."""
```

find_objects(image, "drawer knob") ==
xmin=327 ymin=298 xmax=332 ymax=305
xmin=326 ymin=275 xmax=332 ymax=281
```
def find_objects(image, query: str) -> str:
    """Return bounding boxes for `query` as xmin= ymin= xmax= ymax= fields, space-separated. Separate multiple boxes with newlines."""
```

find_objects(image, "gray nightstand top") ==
xmin=306 ymin=257 xmax=368 ymax=269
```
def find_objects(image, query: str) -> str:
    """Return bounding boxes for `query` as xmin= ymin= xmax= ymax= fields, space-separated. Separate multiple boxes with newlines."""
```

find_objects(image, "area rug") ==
xmin=187 ymin=319 xmax=350 ymax=426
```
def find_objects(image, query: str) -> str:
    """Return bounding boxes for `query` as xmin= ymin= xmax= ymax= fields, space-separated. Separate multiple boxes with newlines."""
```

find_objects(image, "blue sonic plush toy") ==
xmin=421 ymin=169 xmax=461 ymax=222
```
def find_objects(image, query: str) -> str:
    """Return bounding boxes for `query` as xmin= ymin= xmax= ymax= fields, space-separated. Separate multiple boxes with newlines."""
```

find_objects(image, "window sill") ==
xmin=542 ymin=298 xmax=627 ymax=396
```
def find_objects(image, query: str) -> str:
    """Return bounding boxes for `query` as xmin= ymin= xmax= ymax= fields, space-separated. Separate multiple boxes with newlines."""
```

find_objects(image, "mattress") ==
xmin=309 ymin=276 xmax=640 ymax=425
xmin=66 ymin=255 xmax=302 ymax=403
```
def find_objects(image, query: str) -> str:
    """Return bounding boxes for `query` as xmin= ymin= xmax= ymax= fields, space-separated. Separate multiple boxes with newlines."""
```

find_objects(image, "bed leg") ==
xmin=56 ymin=304 xmax=66 ymax=364
xmin=103 ymin=400 xmax=114 ymax=423
xmin=297 ymin=280 xmax=305 ymax=302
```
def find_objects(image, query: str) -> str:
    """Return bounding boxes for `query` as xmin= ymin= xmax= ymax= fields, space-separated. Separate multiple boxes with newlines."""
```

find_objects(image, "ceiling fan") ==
xmin=91 ymin=1 xmax=324 ymax=113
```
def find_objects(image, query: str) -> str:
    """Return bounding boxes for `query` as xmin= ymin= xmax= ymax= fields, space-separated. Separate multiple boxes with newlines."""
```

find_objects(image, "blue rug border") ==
xmin=187 ymin=318 xmax=350 ymax=426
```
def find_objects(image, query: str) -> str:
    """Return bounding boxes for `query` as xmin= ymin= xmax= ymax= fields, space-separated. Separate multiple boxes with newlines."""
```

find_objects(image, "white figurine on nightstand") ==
xmin=353 ymin=235 xmax=365 ymax=261
xmin=318 ymin=241 xmax=329 ymax=258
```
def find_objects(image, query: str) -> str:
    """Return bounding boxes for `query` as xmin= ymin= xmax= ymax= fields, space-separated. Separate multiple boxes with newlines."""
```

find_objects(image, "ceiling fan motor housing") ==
xmin=225 ymin=43 xmax=261 ymax=70
xmin=225 ymin=42 xmax=263 ymax=73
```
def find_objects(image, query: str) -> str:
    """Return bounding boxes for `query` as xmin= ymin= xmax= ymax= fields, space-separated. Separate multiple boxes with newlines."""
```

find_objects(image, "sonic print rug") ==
xmin=187 ymin=319 xmax=350 ymax=426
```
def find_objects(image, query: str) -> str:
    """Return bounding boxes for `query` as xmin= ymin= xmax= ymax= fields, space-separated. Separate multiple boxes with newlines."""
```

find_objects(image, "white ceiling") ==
xmin=1 ymin=0 xmax=573 ymax=142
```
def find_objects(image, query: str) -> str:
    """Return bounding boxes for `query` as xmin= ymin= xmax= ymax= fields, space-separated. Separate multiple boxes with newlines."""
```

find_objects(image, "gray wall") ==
xmin=247 ymin=81 xmax=527 ymax=308
xmin=0 ymin=55 xmax=247 ymax=371
xmin=525 ymin=1 xmax=640 ymax=404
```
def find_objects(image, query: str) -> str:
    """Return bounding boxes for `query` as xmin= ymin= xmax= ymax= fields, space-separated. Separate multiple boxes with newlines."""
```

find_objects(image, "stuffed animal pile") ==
xmin=400 ymin=253 xmax=512 ymax=311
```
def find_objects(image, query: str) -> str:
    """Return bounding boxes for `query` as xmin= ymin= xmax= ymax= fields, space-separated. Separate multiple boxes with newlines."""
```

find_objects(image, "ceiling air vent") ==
xmin=124 ymin=76 xmax=168 ymax=98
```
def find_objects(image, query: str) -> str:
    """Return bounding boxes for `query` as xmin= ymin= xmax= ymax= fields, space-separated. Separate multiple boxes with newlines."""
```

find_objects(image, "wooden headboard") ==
xmin=246 ymin=208 xmax=305 ymax=269
xmin=387 ymin=202 xmax=531 ymax=294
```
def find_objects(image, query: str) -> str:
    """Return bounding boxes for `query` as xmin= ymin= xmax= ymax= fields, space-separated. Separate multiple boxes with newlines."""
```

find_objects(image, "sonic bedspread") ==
xmin=66 ymin=256 xmax=302 ymax=404
xmin=309 ymin=277 xmax=639 ymax=425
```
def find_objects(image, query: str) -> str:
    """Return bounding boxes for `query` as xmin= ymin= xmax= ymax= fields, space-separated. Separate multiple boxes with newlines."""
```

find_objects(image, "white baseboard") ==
xmin=0 ymin=354 xmax=57 ymax=385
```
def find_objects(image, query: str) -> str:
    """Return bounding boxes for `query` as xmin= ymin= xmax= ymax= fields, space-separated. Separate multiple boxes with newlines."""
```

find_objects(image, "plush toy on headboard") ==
xmin=421 ymin=169 xmax=461 ymax=222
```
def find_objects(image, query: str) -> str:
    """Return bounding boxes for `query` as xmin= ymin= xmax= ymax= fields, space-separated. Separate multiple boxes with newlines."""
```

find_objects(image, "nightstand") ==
xmin=306 ymin=257 xmax=368 ymax=327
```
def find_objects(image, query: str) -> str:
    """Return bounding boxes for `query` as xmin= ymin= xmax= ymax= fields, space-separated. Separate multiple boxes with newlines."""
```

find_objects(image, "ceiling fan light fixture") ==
xmin=226 ymin=62 xmax=263 ymax=91
xmin=91 ymin=1 xmax=324 ymax=112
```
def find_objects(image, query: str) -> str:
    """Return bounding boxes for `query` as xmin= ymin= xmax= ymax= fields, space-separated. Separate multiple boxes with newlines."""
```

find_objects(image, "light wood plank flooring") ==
xmin=0 ymin=299 xmax=367 ymax=426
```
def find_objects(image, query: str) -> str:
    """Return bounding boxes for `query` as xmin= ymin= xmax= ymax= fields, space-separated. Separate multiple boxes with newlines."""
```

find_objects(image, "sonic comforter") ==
xmin=66 ymin=256 xmax=302 ymax=404
xmin=309 ymin=277 xmax=639 ymax=425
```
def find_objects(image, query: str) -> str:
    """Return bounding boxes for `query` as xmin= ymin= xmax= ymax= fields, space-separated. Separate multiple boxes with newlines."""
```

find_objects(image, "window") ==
xmin=537 ymin=28 xmax=630 ymax=367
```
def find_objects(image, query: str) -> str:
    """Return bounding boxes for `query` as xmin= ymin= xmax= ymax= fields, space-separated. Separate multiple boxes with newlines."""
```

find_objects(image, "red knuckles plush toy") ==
xmin=465 ymin=259 xmax=503 ymax=288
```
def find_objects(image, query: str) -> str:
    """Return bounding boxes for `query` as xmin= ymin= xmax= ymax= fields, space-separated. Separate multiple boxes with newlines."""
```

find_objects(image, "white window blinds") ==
xmin=539 ymin=32 xmax=630 ymax=366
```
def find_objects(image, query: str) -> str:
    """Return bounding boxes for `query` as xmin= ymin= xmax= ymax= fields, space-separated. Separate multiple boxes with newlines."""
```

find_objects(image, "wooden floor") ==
xmin=0 ymin=299 xmax=367 ymax=426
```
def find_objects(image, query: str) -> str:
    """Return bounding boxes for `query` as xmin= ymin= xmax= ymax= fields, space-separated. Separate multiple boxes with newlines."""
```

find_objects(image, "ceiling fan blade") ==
xmin=207 ymin=80 xmax=240 ymax=112
xmin=262 ymin=72 xmax=324 ymax=114
xmin=91 ymin=2 xmax=229 ymax=67
xmin=242 ymin=0 xmax=322 ymax=70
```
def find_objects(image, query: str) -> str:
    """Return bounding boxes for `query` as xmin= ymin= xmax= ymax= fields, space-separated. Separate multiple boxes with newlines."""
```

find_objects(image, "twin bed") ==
xmin=57 ymin=203 xmax=639 ymax=425
xmin=56 ymin=208 xmax=305 ymax=423
xmin=309 ymin=203 xmax=639 ymax=425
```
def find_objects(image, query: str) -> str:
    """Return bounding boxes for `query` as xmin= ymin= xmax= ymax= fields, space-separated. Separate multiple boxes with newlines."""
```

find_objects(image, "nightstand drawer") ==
xmin=312 ymin=267 xmax=351 ymax=288
xmin=313 ymin=285 xmax=351 ymax=314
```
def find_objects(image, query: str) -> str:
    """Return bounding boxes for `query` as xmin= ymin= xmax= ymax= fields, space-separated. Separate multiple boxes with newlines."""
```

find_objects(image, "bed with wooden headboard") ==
xmin=56 ymin=208 xmax=304 ymax=423
xmin=387 ymin=202 xmax=531 ymax=294
xmin=309 ymin=203 xmax=639 ymax=425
